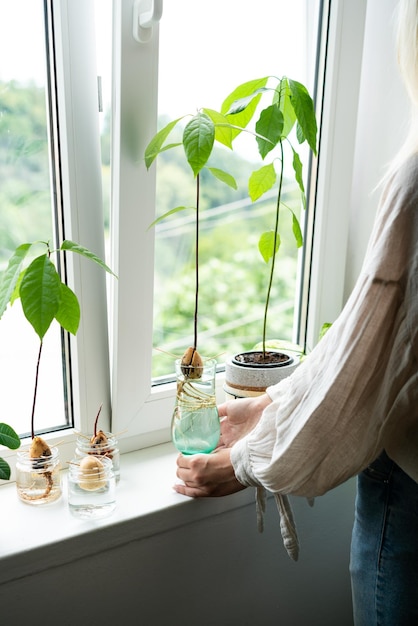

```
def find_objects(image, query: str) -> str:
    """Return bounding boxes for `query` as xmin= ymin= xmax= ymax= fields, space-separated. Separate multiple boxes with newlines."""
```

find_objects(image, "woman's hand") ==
xmin=173 ymin=393 xmax=272 ymax=497
xmin=174 ymin=448 xmax=246 ymax=497
xmin=217 ymin=393 xmax=272 ymax=448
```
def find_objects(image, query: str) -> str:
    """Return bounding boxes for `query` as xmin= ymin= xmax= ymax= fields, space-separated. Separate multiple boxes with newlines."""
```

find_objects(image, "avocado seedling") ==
xmin=75 ymin=403 xmax=121 ymax=481
xmin=220 ymin=75 xmax=318 ymax=362
xmin=145 ymin=108 xmax=240 ymax=376
xmin=0 ymin=239 xmax=116 ymax=502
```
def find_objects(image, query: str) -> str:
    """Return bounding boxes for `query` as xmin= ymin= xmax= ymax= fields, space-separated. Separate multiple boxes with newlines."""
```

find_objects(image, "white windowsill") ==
xmin=0 ymin=442 xmax=254 ymax=586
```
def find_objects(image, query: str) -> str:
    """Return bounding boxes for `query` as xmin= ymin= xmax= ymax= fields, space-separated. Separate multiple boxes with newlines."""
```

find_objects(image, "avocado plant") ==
xmin=144 ymin=105 xmax=244 ymax=374
xmin=0 ymin=239 xmax=116 ymax=479
xmin=221 ymin=75 xmax=318 ymax=362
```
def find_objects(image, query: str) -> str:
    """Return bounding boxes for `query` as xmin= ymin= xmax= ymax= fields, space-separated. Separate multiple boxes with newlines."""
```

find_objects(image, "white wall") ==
xmin=0 ymin=482 xmax=355 ymax=626
xmin=345 ymin=0 xmax=409 ymax=295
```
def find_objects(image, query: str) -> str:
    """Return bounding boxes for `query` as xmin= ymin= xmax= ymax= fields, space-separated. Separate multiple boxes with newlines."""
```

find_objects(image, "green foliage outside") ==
xmin=0 ymin=80 xmax=53 ymax=262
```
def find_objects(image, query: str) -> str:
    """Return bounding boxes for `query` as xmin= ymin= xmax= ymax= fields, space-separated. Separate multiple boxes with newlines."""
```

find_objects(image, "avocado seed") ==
xmin=78 ymin=456 xmax=106 ymax=491
xmin=29 ymin=436 xmax=51 ymax=459
xmin=181 ymin=347 xmax=203 ymax=379
xmin=90 ymin=429 xmax=108 ymax=447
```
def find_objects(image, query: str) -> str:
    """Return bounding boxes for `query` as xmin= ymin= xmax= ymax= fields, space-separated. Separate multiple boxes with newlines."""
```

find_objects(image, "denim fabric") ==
xmin=350 ymin=451 xmax=418 ymax=625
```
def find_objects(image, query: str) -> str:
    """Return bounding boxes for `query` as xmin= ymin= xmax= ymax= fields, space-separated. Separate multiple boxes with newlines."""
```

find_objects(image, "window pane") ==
xmin=0 ymin=0 xmax=66 ymax=436
xmin=153 ymin=0 xmax=320 ymax=378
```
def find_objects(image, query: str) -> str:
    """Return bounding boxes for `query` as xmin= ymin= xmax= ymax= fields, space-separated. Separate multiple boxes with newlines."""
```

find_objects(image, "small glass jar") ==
xmin=171 ymin=357 xmax=220 ymax=455
xmin=67 ymin=455 xmax=116 ymax=520
xmin=16 ymin=447 xmax=62 ymax=505
xmin=75 ymin=432 xmax=120 ymax=482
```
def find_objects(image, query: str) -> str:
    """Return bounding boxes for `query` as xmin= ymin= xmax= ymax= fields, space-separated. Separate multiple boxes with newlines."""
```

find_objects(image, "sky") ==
xmin=157 ymin=0 xmax=311 ymax=117
xmin=0 ymin=0 xmax=315 ymax=109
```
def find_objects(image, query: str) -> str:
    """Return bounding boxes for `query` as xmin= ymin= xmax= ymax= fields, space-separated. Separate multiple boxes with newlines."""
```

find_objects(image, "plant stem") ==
xmin=31 ymin=341 xmax=44 ymax=439
xmin=262 ymin=141 xmax=284 ymax=356
xmin=93 ymin=403 xmax=103 ymax=437
xmin=193 ymin=173 xmax=200 ymax=350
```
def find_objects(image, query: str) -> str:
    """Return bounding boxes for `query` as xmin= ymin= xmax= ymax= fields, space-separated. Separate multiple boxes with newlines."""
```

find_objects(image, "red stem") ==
xmin=93 ymin=403 xmax=103 ymax=437
xmin=31 ymin=341 xmax=44 ymax=439
xmin=193 ymin=173 xmax=200 ymax=350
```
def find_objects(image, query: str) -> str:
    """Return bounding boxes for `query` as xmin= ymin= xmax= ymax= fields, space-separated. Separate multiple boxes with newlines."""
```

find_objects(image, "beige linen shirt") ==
xmin=231 ymin=154 xmax=418 ymax=559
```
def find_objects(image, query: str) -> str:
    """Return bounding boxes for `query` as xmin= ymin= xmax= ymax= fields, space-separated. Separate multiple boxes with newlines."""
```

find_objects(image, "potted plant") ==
xmin=218 ymin=75 xmax=318 ymax=397
xmin=0 ymin=239 xmax=116 ymax=503
xmin=145 ymin=107 xmax=242 ymax=453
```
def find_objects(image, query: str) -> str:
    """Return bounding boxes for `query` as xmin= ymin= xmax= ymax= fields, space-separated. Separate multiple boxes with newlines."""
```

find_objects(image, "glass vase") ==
xmin=16 ymin=447 xmax=62 ymax=505
xmin=67 ymin=455 xmax=116 ymax=520
xmin=171 ymin=358 xmax=220 ymax=455
xmin=75 ymin=432 xmax=120 ymax=482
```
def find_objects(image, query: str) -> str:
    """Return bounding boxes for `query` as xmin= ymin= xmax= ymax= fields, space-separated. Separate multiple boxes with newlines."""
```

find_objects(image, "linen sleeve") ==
xmin=231 ymin=157 xmax=418 ymax=498
xmin=231 ymin=274 xmax=403 ymax=497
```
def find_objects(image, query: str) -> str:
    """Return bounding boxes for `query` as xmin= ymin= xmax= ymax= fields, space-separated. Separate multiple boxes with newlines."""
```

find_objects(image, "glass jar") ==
xmin=67 ymin=455 xmax=116 ymax=520
xmin=75 ymin=432 xmax=120 ymax=482
xmin=171 ymin=357 xmax=220 ymax=455
xmin=16 ymin=447 xmax=62 ymax=505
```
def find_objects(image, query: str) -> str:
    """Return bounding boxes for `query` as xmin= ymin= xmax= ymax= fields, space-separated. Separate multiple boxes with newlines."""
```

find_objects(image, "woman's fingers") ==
xmin=174 ymin=449 xmax=245 ymax=497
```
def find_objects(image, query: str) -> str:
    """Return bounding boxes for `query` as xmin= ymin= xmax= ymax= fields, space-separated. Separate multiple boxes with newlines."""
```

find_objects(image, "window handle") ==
xmin=133 ymin=0 xmax=163 ymax=43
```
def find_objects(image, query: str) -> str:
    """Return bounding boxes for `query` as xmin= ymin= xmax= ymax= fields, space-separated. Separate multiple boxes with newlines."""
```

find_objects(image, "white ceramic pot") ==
xmin=224 ymin=350 xmax=300 ymax=399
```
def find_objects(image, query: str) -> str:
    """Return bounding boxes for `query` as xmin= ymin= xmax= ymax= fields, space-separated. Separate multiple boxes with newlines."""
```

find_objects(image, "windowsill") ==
xmin=0 ymin=442 xmax=254 ymax=585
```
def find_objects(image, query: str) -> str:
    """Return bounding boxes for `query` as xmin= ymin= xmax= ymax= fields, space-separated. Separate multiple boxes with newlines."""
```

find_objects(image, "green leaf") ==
xmin=148 ymin=205 xmax=194 ymax=230
xmin=278 ymin=80 xmax=297 ymax=139
xmin=144 ymin=117 xmax=184 ymax=168
xmin=288 ymin=79 xmax=317 ymax=154
xmin=55 ymin=282 xmax=80 ymax=335
xmin=224 ymin=88 xmax=267 ymax=115
xmin=183 ymin=112 xmax=215 ymax=176
xmin=296 ymin=122 xmax=305 ymax=145
xmin=291 ymin=212 xmax=303 ymax=248
xmin=248 ymin=163 xmax=276 ymax=202
xmin=319 ymin=322 xmax=332 ymax=341
xmin=221 ymin=77 xmax=269 ymax=141
xmin=10 ymin=269 xmax=25 ymax=305
xmin=0 ymin=422 xmax=21 ymax=450
xmin=207 ymin=167 xmax=237 ymax=189
xmin=0 ymin=458 xmax=11 ymax=481
xmin=203 ymin=108 xmax=234 ymax=149
xmin=255 ymin=104 xmax=284 ymax=159
xmin=258 ymin=230 xmax=281 ymax=263
xmin=20 ymin=254 xmax=61 ymax=340
xmin=292 ymin=148 xmax=306 ymax=208
xmin=60 ymin=240 xmax=117 ymax=277
xmin=0 ymin=243 xmax=32 ymax=319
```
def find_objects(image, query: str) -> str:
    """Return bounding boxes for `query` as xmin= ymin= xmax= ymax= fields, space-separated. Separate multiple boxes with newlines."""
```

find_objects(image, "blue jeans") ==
xmin=350 ymin=451 xmax=418 ymax=625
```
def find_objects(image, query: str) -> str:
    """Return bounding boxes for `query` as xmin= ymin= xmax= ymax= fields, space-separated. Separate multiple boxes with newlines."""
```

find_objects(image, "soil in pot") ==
xmin=233 ymin=351 xmax=293 ymax=367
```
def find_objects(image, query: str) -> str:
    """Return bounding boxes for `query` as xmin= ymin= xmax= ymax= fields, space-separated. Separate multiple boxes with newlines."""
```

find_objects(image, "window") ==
xmin=151 ymin=0 xmax=322 ymax=379
xmin=110 ymin=0 xmax=334 ymax=446
xmin=0 ymin=0 xmax=374 ymax=466
xmin=0 ymin=0 xmax=111 ymax=458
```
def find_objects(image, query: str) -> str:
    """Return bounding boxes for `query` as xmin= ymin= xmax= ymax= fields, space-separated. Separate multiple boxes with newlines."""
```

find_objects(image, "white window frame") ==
xmin=53 ymin=0 xmax=111 ymax=429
